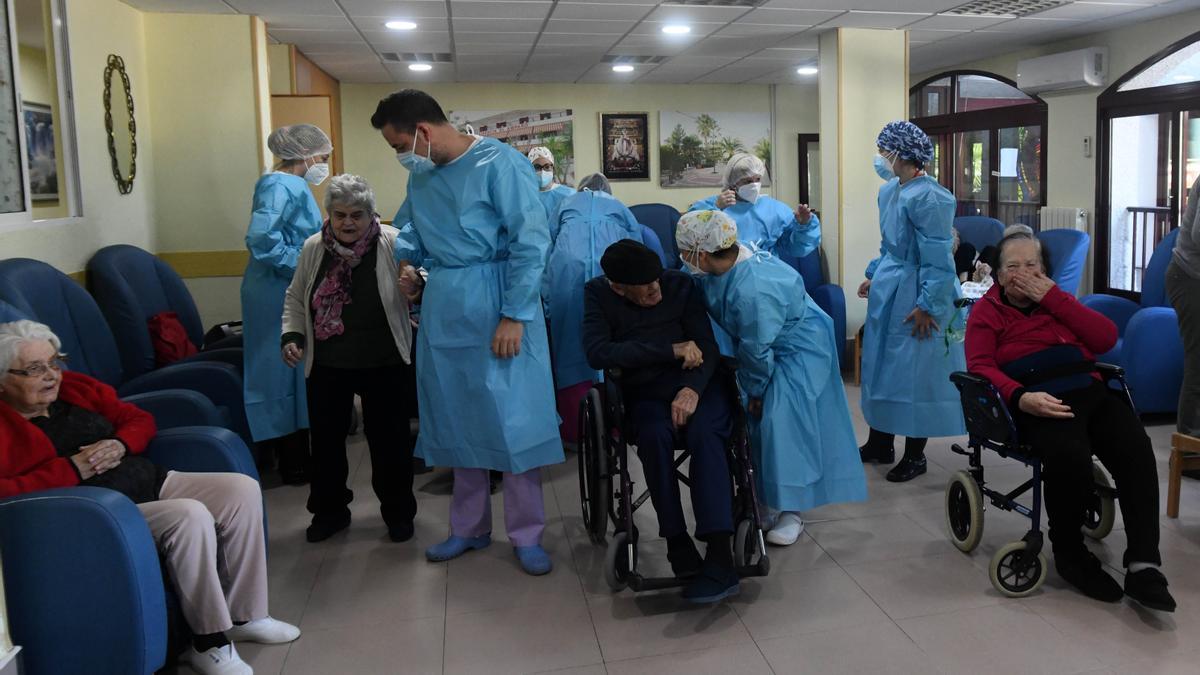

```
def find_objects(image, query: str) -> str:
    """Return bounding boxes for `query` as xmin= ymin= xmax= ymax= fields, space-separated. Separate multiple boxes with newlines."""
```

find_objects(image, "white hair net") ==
xmin=722 ymin=152 xmax=766 ymax=188
xmin=527 ymin=146 xmax=554 ymax=164
xmin=676 ymin=210 xmax=739 ymax=255
xmin=267 ymin=124 xmax=332 ymax=161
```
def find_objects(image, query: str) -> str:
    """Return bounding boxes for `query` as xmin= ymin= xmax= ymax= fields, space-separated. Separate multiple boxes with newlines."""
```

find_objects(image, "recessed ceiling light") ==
xmin=612 ymin=64 xmax=635 ymax=73
xmin=662 ymin=25 xmax=691 ymax=35
xmin=797 ymin=66 xmax=818 ymax=75
xmin=385 ymin=20 xmax=417 ymax=31
xmin=1173 ymin=74 xmax=1194 ymax=81
xmin=408 ymin=63 xmax=432 ymax=71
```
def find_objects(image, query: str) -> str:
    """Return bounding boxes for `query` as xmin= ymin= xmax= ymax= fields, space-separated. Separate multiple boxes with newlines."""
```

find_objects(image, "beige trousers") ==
xmin=137 ymin=471 xmax=268 ymax=635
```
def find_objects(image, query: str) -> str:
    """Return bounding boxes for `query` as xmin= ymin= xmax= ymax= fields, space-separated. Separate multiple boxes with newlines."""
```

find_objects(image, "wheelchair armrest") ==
xmin=954 ymin=298 xmax=977 ymax=309
xmin=1095 ymin=362 xmax=1125 ymax=381
xmin=950 ymin=371 xmax=990 ymax=388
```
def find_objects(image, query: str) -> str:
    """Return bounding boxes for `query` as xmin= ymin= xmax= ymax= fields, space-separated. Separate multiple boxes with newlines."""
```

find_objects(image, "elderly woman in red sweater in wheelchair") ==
xmin=965 ymin=232 xmax=1175 ymax=612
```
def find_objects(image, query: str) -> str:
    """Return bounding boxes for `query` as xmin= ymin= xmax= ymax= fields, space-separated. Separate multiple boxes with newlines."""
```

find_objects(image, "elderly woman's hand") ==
xmin=70 ymin=439 xmax=125 ymax=478
xmin=398 ymin=264 xmax=424 ymax=303
xmin=282 ymin=343 xmax=304 ymax=367
xmin=1010 ymin=272 xmax=1056 ymax=303
xmin=1018 ymin=391 xmax=1074 ymax=419
xmin=857 ymin=279 xmax=871 ymax=299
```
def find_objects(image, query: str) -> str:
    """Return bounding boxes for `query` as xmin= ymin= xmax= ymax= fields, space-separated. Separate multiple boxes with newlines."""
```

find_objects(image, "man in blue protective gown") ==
xmin=373 ymin=90 xmax=563 ymax=575
xmin=543 ymin=173 xmax=645 ymax=446
xmin=857 ymin=120 xmax=967 ymax=483
xmin=528 ymin=146 xmax=575 ymax=223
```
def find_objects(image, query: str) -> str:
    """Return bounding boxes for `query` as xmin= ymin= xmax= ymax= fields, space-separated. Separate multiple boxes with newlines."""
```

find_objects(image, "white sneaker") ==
xmin=765 ymin=512 xmax=804 ymax=546
xmin=224 ymin=617 xmax=301 ymax=644
xmin=185 ymin=643 xmax=252 ymax=675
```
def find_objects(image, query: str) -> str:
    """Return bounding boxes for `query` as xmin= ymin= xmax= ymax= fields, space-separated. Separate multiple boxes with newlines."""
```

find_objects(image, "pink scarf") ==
xmin=312 ymin=216 xmax=381 ymax=341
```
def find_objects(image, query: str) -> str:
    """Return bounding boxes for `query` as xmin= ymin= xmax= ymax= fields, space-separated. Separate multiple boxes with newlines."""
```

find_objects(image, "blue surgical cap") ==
xmin=876 ymin=120 xmax=934 ymax=167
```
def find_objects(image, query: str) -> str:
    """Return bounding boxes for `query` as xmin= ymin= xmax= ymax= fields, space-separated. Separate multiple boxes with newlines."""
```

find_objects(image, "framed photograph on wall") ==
xmin=600 ymin=112 xmax=649 ymax=181
xmin=22 ymin=102 xmax=57 ymax=201
xmin=448 ymin=109 xmax=576 ymax=185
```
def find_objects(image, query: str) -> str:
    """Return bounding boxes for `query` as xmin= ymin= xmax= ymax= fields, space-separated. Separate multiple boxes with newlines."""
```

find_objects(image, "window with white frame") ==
xmin=0 ymin=0 xmax=79 ymax=229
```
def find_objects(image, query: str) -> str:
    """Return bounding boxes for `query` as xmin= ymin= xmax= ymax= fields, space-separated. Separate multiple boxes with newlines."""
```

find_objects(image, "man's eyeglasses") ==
xmin=7 ymin=355 xmax=68 ymax=378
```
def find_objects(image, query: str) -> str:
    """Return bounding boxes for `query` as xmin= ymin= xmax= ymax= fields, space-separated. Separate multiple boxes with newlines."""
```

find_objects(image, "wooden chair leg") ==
xmin=1168 ymin=447 xmax=1183 ymax=519
xmin=853 ymin=327 xmax=863 ymax=387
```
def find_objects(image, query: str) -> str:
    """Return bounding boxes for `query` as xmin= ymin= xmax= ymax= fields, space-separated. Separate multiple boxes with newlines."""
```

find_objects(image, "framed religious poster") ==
xmin=600 ymin=112 xmax=649 ymax=181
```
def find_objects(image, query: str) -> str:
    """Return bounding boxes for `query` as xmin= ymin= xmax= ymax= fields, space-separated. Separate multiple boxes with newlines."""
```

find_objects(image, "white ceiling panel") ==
xmin=322 ymin=62 xmax=392 ymax=83
xmin=629 ymin=21 xmax=728 ymax=37
xmin=714 ymin=24 xmax=813 ymax=38
xmin=689 ymin=36 xmax=771 ymax=58
xmin=1032 ymin=2 xmax=1153 ymax=21
xmin=762 ymin=0 xmax=959 ymax=9
xmin=610 ymin=34 xmax=702 ymax=54
xmin=224 ymin=0 xmax=341 ymax=16
xmin=537 ymin=33 xmax=625 ymax=48
xmin=383 ymin=62 xmax=457 ymax=83
xmin=297 ymin=43 xmax=378 ymax=59
xmin=361 ymin=30 xmax=453 ymax=52
xmin=903 ymin=14 xmax=1015 ymax=30
xmin=544 ymin=18 xmax=639 ymax=33
xmin=266 ymin=28 xmax=360 ymax=43
xmin=121 ymin=0 xmax=235 ymax=12
xmin=455 ymin=42 xmax=538 ymax=55
xmin=263 ymin=15 xmax=353 ymax=30
xmin=738 ymin=8 xmax=843 ymax=26
xmin=576 ymin=63 xmax=642 ymax=83
xmin=450 ymin=1 xmax=553 ymax=20
xmin=825 ymin=11 xmax=931 ymax=29
xmin=745 ymin=51 xmax=818 ymax=65
xmin=983 ymin=16 xmax=1085 ymax=32
xmin=636 ymin=67 xmax=717 ymax=84
xmin=451 ymin=17 xmax=546 ymax=32
xmin=769 ymin=34 xmax=820 ymax=49
xmin=338 ymin=1 xmax=446 ymax=18
xmin=642 ymin=4 xmax=750 ymax=24
xmin=556 ymin=0 xmax=656 ymax=3
xmin=908 ymin=28 xmax=969 ymax=42
xmin=550 ymin=3 xmax=656 ymax=21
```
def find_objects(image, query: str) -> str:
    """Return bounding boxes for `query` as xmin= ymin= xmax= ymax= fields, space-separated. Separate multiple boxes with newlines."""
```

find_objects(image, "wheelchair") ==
xmin=577 ymin=358 xmax=771 ymax=592
xmin=946 ymin=364 xmax=1126 ymax=598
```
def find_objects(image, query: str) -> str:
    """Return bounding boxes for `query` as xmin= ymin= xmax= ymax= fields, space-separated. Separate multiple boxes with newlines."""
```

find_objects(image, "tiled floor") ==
xmin=190 ymin=383 xmax=1200 ymax=674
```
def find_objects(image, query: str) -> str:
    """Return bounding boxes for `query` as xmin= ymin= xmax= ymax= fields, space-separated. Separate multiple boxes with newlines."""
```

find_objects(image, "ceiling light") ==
xmin=408 ymin=63 xmax=432 ymax=71
xmin=612 ymin=64 xmax=635 ymax=73
xmin=1173 ymin=74 xmax=1194 ymax=81
xmin=385 ymin=20 xmax=417 ymax=31
xmin=662 ymin=25 xmax=691 ymax=35
xmin=797 ymin=66 xmax=818 ymax=75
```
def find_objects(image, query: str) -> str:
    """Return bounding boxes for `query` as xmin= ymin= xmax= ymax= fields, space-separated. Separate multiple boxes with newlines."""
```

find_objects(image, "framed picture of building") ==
xmin=448 ymin=109 xmax=575 ymax=186
xmin=22 ymin=102 xmax=57 ymax=201
xmin=600 ymin=112 xmax=649 ymax=181
xmin=659 ymin=111 xmax=772 ymax=189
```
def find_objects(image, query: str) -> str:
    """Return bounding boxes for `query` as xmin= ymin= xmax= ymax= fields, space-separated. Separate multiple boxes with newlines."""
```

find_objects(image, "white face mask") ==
xmin=682 ymin=250 xmax=708 ymax=277
xmin=736 ymin=181 xmax=761 ymax=204
xmin=304 ymin=161 xmax=330 ymax=186
xmin=538 ymin=170 xmax=554 ymax=188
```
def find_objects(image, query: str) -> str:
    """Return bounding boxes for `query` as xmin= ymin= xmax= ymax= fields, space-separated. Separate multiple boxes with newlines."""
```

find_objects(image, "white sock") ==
xmin=1128 ymin=562 xmax=1159 ymax=573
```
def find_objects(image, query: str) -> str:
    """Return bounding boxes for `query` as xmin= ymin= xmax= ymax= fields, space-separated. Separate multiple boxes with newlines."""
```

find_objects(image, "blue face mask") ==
xmin=538 ymin=170 xmax=554 ymax=188
xmin=873 ymin=154 xmax=896 ymax=181
xmin=397 ymin=131 xmax=435 ymax=174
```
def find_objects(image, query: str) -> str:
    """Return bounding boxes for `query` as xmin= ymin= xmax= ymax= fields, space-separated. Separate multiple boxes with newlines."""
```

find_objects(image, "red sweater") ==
xmin=965 ymin=283 xmax=1118 ymax=406
xmin=0 ymin=371 xmax=157 ymax=498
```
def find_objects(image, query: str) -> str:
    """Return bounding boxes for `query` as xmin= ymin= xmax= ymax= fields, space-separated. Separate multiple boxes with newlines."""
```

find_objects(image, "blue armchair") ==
xmin=630 ymin=203 xmax=683 ymax=269
xmin=0 ymin=427 xmax=259 ymax=675
xmin=1037 ymin=229 xmax=1091 ymax=296
xmin=87 ymin=245 xmax=242 ymax=381
xmin=776 ymin=248 xmax=848 ymax=369
xmin=954 ymin=216 xmax=1005 ymax=253
xmin=1080 ymin=229 xmax=1183 ymax=413
xmin=639 ymin=225 xmax=672 ymax=269
xmin=0 ymin=258 xmax=251 ymax=445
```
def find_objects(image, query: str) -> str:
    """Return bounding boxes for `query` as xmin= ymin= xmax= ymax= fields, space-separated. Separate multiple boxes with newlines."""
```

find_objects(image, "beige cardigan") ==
xmin=282 ymin=225 xmax=413 ymax=376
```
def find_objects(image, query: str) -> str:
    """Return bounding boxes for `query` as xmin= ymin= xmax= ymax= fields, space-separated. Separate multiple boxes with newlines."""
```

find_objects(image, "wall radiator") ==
xmin=1039 ymin=206 xmax=1088 ymax=231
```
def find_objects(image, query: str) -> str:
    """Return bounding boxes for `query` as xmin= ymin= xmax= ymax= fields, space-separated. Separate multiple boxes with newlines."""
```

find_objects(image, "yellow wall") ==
xmin=16 ymin=41 xmax=66 ymax=220
xmin=267 ymin=44 xmax=293 ymax=96
xmin=339 ymin=82 xmax=819 ymax=221
xmin=0 ymin=0 xmax=157 ymax=272
xmin=17 ymin=44 xmax=51 ymax=104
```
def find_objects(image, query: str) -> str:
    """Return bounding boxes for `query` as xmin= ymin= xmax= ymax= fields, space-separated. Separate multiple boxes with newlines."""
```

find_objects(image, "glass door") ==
xmin=953 ymin=130 xmax=990 ymax=218
xmin=1106 ymin=112 xmax=1175 ymax=292
xmin=797 ymin=133 xmax=820 ymax=210
xmin=997 ymin=125 xmax=1043 ymax=228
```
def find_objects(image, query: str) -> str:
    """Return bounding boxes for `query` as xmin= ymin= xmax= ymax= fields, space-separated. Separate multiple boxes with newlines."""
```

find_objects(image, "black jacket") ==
xmin=582 ymin=270 xmax=719 ymax=402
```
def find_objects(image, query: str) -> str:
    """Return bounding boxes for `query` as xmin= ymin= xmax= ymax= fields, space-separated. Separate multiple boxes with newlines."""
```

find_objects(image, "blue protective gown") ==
xmin=537 ymin=184 xmax=575 ymax=225
xmin=240 ymin=172 xmax=320 ymax=441
xmin=394 ymin=137 xmax=563 ymax=474
xmin=544 ymin=190 xmax=644 ymax=388
xmin=699 ymin=247 xmax=867 ymax=511
xmin=689 ymin=195 xmax=821 ymax=259
xmin=861 ymin=175 xmax=966 ymax=438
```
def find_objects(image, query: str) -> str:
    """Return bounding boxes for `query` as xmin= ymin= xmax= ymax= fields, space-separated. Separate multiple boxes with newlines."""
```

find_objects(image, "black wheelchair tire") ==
xmin=578 ymin=389 xmax=611 ymax=545
xmin=989 ymin=541 xmax=1048 ymax=598
xmin=604 ymin=530 xmax=634 ymax=591
xmin=945 ymin=470 xmax=985 ymax=553
xmin=1082 ymin=462 xmax=1116 ymax=541
xmin=734 ymin=518 xmax=756 ymax=567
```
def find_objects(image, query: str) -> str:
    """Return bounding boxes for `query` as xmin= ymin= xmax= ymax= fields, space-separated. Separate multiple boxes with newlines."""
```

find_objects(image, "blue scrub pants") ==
xmin=629 ymin=385 xmax=734 ymax=539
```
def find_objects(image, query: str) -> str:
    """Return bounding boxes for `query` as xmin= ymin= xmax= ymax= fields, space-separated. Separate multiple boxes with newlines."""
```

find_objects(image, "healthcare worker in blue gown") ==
xmin=241 ymin=124 xmax=330 ymax=485
xmin=543 ymin=173 xmax=643 ymax=445
xmin=689 ymin=152 xmax=821 ymax=356
xmin=529 ymin=146 xmax=574 ymax=223
xmin=676 ymin=209 xmax=867 ymax=546
xmin=374 ymin=90 xmax=562 ymax=576
xmin=857 ymin=120 xmax=966 ymax=483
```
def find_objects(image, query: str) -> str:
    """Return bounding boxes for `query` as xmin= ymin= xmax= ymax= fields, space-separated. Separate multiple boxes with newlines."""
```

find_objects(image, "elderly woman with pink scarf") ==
xmin=282 ymin=174 xmax=417 ymax=544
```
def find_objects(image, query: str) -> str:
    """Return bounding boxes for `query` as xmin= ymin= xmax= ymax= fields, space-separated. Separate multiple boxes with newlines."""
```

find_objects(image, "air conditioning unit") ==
xmin=1016 ymin=47 xmax=1108 ymax=94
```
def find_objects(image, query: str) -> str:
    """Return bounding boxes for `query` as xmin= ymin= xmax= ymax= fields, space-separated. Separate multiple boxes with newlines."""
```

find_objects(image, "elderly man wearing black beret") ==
xmin=581 ymin=239 xmax=738 ymax=603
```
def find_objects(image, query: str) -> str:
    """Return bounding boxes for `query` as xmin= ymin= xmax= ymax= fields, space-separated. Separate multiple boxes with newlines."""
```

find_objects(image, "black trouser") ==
xmin=1015 ymin=381 xmax=1161 ymax=567
xmin=306 ymin=363 xmax=417 ymax=528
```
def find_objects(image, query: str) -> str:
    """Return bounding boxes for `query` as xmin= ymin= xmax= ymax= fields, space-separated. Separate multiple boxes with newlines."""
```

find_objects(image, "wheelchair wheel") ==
xmin=734 ymin=518 xmax=756 ymax=567
xmin=989 ymin=541 xmax=1048 ymax=598
xmin=578 ymin=389 xmax=611 ymax=545
xmin=945 ymin=470 xmax=985 ymax=553
xmin=604 ymin=530 xmax=636 ymax=591
xmin=1082 ymin=462 xmax=1116 ymax=541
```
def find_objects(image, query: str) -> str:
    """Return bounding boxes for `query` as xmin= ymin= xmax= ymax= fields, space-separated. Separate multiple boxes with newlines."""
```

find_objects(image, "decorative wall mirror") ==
xmin=103 ymin=54 xmax=136 ymax=194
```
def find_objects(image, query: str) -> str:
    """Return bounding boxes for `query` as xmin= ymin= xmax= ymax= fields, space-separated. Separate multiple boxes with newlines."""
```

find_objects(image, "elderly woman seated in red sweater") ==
xmin=965 ymin=233 xmax=1175 ymax=613
xmin=0 ymin=320 xmax=300 ymax=675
